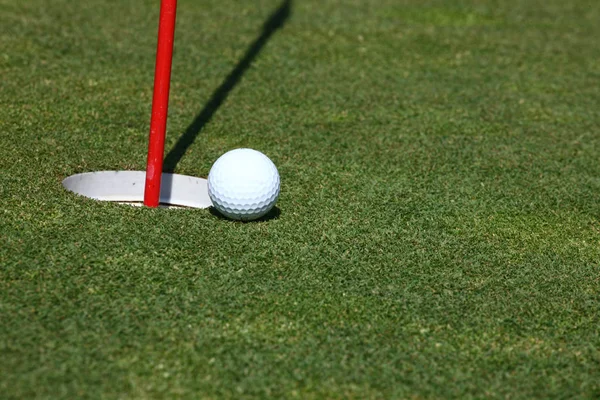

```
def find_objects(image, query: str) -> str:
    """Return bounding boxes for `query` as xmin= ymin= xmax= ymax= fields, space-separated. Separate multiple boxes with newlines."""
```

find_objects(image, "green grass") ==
xmin=2 ymin=0 xmax=600 ymax=398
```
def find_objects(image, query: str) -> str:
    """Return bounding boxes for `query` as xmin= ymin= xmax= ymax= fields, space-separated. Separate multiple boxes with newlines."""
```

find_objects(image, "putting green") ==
xmin=1 ymin=0 xmax=599 ymax=398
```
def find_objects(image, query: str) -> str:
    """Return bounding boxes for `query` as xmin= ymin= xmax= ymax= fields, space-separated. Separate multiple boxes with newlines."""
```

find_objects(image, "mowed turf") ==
xmin=1 ymin=0 xmax=600 ymax=398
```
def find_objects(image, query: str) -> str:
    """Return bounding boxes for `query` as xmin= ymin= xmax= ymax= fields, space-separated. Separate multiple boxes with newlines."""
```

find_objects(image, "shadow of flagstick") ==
xmin=162 ymin=0 xmax=292 ymax=172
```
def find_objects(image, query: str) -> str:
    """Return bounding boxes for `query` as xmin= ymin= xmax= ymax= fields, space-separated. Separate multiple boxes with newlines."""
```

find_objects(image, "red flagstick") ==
xmin=144 ymin=0 xmax=178 ymax=207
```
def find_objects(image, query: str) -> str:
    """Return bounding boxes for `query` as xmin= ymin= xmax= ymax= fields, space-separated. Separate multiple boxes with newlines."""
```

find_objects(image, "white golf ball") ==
xmin=208 ymin=148 xmax=280 ymax=221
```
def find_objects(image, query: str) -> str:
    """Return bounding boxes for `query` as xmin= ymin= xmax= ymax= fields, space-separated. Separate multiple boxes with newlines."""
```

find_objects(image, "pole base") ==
xmin=62 ymin=171 xmax=212 ymax=209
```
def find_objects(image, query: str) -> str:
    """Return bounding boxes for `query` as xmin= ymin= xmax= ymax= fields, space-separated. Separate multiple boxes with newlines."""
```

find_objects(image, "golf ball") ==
xmin=208 ymin=148 xmax=280 ymax=221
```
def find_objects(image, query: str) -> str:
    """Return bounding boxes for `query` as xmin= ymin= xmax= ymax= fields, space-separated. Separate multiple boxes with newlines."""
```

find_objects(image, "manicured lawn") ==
xmin=1 ymin=0 xmax=599 ymax=398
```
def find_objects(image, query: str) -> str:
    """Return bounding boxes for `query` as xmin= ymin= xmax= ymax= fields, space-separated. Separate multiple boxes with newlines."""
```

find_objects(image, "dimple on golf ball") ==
xmin=208 ymin=148 xmax=280 ymax=221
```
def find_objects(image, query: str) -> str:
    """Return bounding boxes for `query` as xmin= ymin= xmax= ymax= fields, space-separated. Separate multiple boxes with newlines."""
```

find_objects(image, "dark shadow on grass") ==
xmin=209 ymin=206 xmax=281 ymax=222
xmin=163 ymin=0 xmax=292 ymax=172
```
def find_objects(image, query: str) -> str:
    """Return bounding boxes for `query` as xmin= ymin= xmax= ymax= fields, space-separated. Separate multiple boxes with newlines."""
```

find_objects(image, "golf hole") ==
xmin=62 ymin=171 xmax=212 ymax=209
